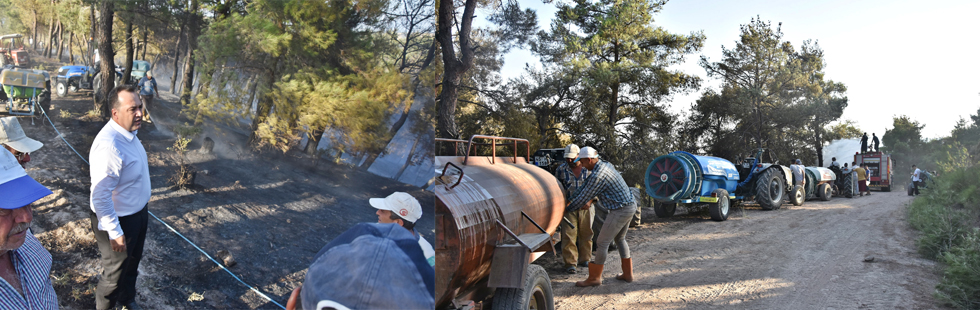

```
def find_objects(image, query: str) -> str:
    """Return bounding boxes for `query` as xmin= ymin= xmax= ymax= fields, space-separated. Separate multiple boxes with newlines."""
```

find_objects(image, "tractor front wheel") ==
xmin=56 ymin=81 xmax=68 ymax=97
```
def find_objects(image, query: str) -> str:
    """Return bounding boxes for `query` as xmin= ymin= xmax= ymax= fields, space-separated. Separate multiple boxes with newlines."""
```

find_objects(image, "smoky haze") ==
xmin=823 ymin=139 xmax=861 ymax=167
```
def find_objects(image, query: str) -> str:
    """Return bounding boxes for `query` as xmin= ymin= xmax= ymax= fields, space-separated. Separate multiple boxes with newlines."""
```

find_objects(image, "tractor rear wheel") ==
xmin=818 ymin=183 xmax=832 ymax=201
xmin=708 ymin=188 xmax=730 ymax=221
xmin=756 ymin=168 xmax=785 ymax=210
xmin=791 ymin=185 xmax=804 ymax=206
xmin=653 ymin=200 xmax=676 ymax=218
xmin=492 ymin=264 xmax=554 ymax=310
xmin=839 ymin=175 xmax=853 ymax=198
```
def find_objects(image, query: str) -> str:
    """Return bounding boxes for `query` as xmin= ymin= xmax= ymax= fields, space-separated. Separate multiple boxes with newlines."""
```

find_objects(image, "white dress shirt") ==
xmin=89 ymin=120 xmax=151 ymax=240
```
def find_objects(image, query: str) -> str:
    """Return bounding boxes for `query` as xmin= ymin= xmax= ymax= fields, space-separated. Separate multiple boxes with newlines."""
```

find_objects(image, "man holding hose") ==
xmin=564 ymin=146 xmax=637 ymax=287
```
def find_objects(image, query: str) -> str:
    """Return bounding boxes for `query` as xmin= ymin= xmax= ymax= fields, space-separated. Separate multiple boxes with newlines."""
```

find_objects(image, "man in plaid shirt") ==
xmin=554 ymin=144 xmax=594 ymax=274
xmin=565 ymin=147 xmax=637 ymax=287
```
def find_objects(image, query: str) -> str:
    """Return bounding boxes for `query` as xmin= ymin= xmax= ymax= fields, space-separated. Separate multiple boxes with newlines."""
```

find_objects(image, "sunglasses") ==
xmin=12 ymin=151 xmax=29 ymax=161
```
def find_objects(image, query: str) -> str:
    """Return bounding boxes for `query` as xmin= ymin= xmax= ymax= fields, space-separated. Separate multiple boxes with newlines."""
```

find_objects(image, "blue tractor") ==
xmin=645 ymin=149 xmax=794 ymax=221
xmin=54 ymin=65 xmax=96 ymax=97
xmin=55 ymin=63 xmax=124 ymax=97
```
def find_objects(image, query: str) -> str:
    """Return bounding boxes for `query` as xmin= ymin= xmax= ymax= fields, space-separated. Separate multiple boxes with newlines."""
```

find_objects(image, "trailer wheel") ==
xmin=653 ymin=200 xmax=676 ymax=218
xmin=818 ymin=183 xmax=832 ymax=201
xmin=790 ymin=185 xmax=804 ymax=206
xmin=491 ymin=264 xmax=554 ymax=310
xmin=708 ymin=188 xmax=730 ymax=221
xmin=907 ymin=183 xmax=914 ymax=196
xmin=756 ymin=168 xmax=785 ymax=210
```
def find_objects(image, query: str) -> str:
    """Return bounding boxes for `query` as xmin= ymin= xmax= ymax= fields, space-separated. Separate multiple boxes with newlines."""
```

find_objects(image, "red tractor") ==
xmin=855 ymin=151 xmax=894 ymax=191
xmin=0 ymin=34 xmax=32 ymax=68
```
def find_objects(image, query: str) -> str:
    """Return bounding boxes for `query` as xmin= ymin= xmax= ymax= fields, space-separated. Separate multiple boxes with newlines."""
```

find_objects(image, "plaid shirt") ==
xmin=554 ymin=162 xmax=590 ymax=198
xmin=566 ymin=160 xmax=635 ymax=213
xmin=0 ymin=231 xmax=58 ymax=310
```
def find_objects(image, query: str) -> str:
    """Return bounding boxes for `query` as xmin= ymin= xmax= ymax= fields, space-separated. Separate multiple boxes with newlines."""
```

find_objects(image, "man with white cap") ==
xmin=565 ymin=146 xmax=637 ymax=287
xmin=284 ymin=222 xmax=435 ymax=310
xmin=0 ymin=117 xmax=43 ymax=168
xmin=554 ymin=143 xmax=595 ymax=274
xmin=370 ymin=192 xmax=434 ymax=267
xmin=0 ymin=148 xmax=58 ymax=309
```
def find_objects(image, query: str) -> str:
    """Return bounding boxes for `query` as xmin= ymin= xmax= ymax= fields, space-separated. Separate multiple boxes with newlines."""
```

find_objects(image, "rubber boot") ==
xmin=616 ymin=258 xmax=633 ymax=282
xmin=575 ymin=262 xmax=603 ymax=287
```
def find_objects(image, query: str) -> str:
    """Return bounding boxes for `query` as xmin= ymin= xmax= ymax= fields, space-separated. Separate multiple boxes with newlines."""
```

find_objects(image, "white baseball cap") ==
xmin=369 ymin=192 xmax=422 ymax=223
xmin=0 ymin=117 xmax=43 ymax=153
xmin=0 ymin=149 xmax=52 ymax=209
xmin=563 ymin=144 xmax=580 ymax=159
xmin=578 ymin=146 xmax=599 ymax=159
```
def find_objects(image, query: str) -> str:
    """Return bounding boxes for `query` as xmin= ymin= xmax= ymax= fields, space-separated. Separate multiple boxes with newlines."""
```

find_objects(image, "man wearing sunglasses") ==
xmin=0 ymin=117 xmax=43 ymax=168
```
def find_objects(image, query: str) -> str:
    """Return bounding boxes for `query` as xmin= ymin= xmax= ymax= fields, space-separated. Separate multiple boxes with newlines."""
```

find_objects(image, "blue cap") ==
xmin=302 ymin=223 xmax=435 ymax=310
xmin=0 ymin=150 xmax=52 ymax=209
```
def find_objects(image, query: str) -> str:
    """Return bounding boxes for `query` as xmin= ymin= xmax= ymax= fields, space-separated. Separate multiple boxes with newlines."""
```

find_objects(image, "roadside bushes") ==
xmin=907 ymin=164 xmax=980 ymax=309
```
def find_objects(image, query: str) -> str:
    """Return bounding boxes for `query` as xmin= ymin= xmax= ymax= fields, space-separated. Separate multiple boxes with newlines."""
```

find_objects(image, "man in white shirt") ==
xmin=370 ymin=192 xmax=434 ymax=267
xmin=911 ymin=164 xmax=922 ymax=196
xmin=89 ymin=85 xmax=151 ymax=310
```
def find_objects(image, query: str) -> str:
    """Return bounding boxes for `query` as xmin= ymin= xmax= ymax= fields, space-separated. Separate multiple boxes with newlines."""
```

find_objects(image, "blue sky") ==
xmin=483 ymin=0 xmax=980 ymax=139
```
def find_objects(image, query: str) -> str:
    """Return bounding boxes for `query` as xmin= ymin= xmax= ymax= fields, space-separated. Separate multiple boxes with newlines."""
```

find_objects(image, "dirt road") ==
xmin=546 ymin=191 xmax=940 ymax=309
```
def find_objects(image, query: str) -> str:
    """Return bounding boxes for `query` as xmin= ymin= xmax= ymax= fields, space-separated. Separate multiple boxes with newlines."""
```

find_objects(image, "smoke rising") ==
xmin=823 ymin=139 xmax=861 ymax=167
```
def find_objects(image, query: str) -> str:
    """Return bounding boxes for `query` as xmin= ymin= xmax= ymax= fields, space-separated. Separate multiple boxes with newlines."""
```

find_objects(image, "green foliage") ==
xmin=907 ymin=165 xmax=980 ymax=257
xmin=936 ymin=229 xmax=980 ymax=309
xmin=690 ymin=17 xmax=848 ymax=164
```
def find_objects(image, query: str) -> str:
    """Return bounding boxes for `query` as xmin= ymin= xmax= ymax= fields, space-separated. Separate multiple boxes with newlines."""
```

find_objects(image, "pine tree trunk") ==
xmin=141 ymin=26 xmax=148 ymax=60
xmin=180 ymin=0 xmax=200 ymax=106
xmin=121 ymin=21 xmax=134 ymax=85
xmin=31 ymin=11 xmax=37 ymax=51
xmin=94 ymin=0 xmax=115 ymax=119
xmin=55 ymin=20 xmax=64 ymax=61
xmin=170 ymin=17 xmax=186 ymax=94
xmin=68 ymin=33 xmax=74 ymax=64
xmin=304 ymin=128 xmax=325 ymax=155
xmin=43 ymin=11 xmax=54 ymax=57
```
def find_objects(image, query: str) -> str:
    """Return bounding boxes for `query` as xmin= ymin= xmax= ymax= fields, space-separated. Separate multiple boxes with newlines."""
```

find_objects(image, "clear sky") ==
xmin=487 ymin=0 xmax=980 ymax=139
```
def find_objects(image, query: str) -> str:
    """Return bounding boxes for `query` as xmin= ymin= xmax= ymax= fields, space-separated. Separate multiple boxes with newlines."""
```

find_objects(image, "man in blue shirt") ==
xmin=565 ymin=147 xmax=637 ymax=287
xmin=136 ymin=71 xmax=157 ymax=123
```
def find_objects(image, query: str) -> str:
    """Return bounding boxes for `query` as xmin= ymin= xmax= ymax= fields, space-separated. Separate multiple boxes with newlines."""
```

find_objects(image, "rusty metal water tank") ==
xmin=434 ymin=136 xmax=564 ymax=308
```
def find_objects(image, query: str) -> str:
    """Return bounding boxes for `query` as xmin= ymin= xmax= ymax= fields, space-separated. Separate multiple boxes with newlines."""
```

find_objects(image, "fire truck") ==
xmin=854 ymin=152 xmax=894 ymax=191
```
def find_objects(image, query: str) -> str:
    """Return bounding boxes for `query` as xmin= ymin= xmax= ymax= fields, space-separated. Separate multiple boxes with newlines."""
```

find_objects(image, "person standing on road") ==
xmin=0 ymin=117 xmax=43 ymax=168
xmin=89 ymin=85 xmax=150 ymax=310
xmin=911 ymin=164 xmax=922 ymax=195
xmin=855 ymin=164 xmax=869 ymax=197
xmin=369 ymin=191 xmax=434 ymax=267
xmin=872 ymin=133 xmax=880 ymax=153
xmin=860 ymin=133 xmax=869 ymax=154
xmin=0 ymin=150 xmax=58 ymax=310
xmin=863 ymin=164 xmax=873 ymax=196
xmin=135 ymin=71 xmax=157 ymax=123
xmin=850 ymin=161 xmax=859 ymax=195
xmin=565 ymin=146 xmax=636 ymax=287
xmin=555 ymin=144 xmax=594 ymax=274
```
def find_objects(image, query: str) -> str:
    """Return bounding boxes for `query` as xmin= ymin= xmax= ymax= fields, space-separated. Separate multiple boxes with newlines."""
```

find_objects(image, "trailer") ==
xmin=435 ymin=135 xmax=563 ymax=310
xmin=854 ymin=152 xmax=894 ymax=191
xmin=645 ymin=149 xmax=794 ymax=221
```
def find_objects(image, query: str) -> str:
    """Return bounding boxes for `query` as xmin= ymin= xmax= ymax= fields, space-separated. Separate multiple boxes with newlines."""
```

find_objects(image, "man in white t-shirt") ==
xmin=370 ymin=192 xmax=434 ymax=266
xmin=911 ymin=164 xmax=922 ymax=196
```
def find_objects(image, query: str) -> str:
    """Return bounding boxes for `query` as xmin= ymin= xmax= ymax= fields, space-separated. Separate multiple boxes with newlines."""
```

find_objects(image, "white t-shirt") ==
xmin=912 ymin=168 xmax=922 ymax=182
xmin=417 ymin=234 xmax=435 ymax=267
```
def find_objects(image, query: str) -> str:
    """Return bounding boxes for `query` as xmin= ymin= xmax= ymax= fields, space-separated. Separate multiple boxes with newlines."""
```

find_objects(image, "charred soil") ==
xmin=21 ymin=58 xmax=433 ymax=309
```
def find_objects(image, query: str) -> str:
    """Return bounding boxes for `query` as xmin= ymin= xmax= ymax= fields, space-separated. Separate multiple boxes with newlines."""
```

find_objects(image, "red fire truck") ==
xmin=854 ymin=152 xmax=894 ymax=191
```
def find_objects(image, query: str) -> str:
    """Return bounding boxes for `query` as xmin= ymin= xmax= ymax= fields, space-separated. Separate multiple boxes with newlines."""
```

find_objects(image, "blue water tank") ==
xmin=645 ymin=151 xmax=739 ymax=202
